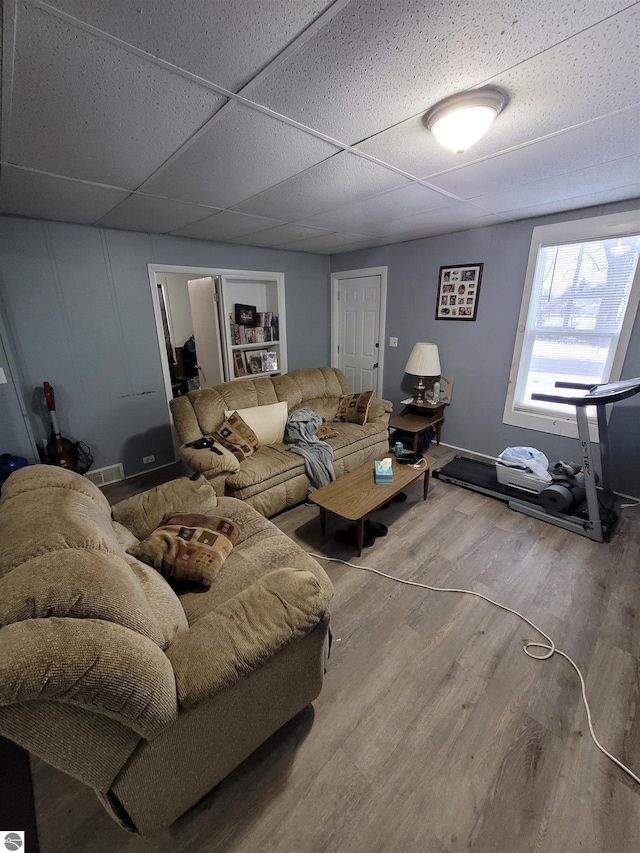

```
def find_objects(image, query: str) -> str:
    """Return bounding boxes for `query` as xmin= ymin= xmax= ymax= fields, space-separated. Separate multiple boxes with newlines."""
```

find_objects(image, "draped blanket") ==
xmin=284 ymin=409 xmax=336 ymax=489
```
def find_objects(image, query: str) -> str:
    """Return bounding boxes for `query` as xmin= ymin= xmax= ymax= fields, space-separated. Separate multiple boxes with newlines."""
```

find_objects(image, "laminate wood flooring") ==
xmin=30 ymin=447 xmax=640 ymax=852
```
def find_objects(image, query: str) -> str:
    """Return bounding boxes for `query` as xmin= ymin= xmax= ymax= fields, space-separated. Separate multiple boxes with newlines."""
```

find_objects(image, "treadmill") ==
xmin=434 ymin=377 xmax=640 ymax=542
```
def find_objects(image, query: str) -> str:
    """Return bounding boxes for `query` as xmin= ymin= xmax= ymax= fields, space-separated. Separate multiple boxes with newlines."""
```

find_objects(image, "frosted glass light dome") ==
xmin=425 ymin=88 xmax=507 ymax=153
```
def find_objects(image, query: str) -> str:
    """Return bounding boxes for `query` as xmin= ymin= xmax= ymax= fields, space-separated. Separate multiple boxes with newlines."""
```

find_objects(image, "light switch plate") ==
xmin=389 ymin=337 xmax=398 ymax=347
xmin=0 ymin=367 xmax=7 ymax=384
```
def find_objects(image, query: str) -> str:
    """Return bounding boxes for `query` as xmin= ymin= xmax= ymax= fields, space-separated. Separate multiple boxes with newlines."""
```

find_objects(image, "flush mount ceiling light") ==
xmin=425 ymin=87 xmax=508 ymax=153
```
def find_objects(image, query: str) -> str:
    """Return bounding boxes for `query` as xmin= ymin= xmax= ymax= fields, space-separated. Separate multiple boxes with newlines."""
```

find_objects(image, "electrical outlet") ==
xmin=143 ymin=455 xmax=155 ymax=464
xmin=389 ymin=337 xmax=398 ymax=347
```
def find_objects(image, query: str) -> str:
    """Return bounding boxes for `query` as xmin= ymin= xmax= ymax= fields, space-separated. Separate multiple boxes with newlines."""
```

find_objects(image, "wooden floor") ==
xmin=32 ymin=446 xmax=640 ymax=852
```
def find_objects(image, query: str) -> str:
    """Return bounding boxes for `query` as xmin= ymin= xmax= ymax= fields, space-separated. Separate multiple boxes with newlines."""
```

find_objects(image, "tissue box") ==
xmin=374 ymin=459 xmax=394 ymax=484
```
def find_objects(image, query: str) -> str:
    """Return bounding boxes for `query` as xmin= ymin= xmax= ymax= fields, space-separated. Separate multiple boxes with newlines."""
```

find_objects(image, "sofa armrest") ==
xmin=178 ymin=443 xmax=240 ymax=477
xmin=369 ymin=397 xmax=393 ymax=423
xmin=0 ymin=618 xmax=178 ymax=739
xmin=166 ymin=568 xmax=331 ymax=710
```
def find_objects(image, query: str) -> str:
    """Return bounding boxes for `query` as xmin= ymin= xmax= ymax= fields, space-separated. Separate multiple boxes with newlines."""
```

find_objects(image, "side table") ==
xmin=389 ymin=399 xmax=449 ymax=454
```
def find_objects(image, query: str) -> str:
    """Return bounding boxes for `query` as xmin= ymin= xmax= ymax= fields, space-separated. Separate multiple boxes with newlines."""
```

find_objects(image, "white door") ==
xmin=188 ymin=277 xmax=225 ymax=387
xmin=332 ymin=268 xmax=386 ymax=394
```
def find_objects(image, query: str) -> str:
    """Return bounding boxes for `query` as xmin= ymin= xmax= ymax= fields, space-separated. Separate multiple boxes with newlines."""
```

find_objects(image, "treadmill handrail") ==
xmin=531 ymin=377 xmax=640 ymax=407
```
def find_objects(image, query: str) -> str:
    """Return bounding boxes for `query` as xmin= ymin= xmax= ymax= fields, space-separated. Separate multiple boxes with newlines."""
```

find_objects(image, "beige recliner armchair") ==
xmin=0 ymin=465 xmax=332 ymax=835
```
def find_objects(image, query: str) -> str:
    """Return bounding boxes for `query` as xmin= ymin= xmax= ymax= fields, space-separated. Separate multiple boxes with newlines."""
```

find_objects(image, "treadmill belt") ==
xmin=433 ymin=456 xmax=542 ymax=505
xmin=434 ymin=455 xmax=617 ymax=533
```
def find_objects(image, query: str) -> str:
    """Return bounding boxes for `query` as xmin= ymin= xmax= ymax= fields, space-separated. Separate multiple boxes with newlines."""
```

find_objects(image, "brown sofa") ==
xmin=0 ymin=465 xmax=333 ymax=835
xmin=170 ymin=366 xmax=392 ymax=518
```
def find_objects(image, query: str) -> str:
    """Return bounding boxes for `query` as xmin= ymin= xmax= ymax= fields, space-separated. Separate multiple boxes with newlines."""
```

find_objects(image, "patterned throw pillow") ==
xmin=333 ymin=390 xmax=374 ymax=425
xmin=213 ymin=412 xmax=260 ymax=460
xmin=130 ymin=512 xmax=240 ymax=588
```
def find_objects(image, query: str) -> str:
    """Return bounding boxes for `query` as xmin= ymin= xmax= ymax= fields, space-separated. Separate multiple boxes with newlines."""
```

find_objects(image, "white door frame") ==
xmin=330 ymin=266 xmax=387 ymax=398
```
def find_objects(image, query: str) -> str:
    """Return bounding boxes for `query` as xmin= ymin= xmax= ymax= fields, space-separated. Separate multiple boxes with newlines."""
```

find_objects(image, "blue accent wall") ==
xmin=0 ymin=216 xmax=331 ymax=476
xmin=332 ymin=199 xmax=640 ymax=498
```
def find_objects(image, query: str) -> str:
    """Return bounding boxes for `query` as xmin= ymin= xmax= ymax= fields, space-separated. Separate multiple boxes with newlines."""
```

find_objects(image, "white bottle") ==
xmin=432 ymin=381 xmax=440 ymax=403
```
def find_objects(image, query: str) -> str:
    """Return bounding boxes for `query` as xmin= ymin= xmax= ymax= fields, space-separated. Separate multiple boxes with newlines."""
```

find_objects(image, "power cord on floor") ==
xmin=309 ymin=553 xmax=640 ymax=787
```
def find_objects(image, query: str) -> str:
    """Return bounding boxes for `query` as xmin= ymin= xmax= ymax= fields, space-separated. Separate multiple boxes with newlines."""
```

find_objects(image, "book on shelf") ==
xmin=233 ymin=350 xmax=248 ymax=377
xmin=257 ymin=311 xmax=273 ymax=328
xmin=229 ymin=320 xmax=278 ymax=346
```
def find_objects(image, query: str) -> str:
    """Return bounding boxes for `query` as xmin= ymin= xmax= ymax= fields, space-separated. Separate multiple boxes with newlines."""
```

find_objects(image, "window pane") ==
xmin=515 ymin=233 xmax=640 ymax=416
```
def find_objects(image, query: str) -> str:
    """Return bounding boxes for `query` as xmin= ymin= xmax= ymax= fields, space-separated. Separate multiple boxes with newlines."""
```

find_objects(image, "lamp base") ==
xmin=414 ymin=377 xmax=427 ymax=403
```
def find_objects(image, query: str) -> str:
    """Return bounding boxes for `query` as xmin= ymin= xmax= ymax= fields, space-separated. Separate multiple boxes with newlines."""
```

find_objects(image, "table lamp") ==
xmin=405 ymin=342 xmax=441 ymax=403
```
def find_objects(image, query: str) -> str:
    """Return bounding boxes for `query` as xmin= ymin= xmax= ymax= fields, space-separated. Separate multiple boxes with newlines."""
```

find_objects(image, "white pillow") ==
xmin=225 ymin=401 xmax=288 ymax=446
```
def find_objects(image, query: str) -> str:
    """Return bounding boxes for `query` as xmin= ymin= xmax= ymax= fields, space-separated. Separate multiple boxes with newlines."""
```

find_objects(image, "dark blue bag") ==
xmin=0 ymin=453 xmax=29 ymax=490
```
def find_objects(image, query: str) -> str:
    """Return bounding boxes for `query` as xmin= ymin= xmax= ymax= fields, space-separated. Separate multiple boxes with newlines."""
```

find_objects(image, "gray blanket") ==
xmin=284 ymin=408 xmax=336 ymax=489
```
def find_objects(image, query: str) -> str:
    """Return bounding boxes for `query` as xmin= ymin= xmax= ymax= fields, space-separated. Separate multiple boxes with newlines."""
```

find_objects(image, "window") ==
xmin=504 ymin=211 xmax=640 ymax=439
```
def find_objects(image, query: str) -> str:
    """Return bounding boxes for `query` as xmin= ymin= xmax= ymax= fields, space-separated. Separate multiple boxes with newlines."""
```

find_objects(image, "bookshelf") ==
xmin=219 ymin=272 xmax=287 ymax=381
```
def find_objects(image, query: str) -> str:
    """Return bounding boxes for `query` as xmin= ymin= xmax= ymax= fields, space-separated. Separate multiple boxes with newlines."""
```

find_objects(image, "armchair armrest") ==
xmin=166 ymin=568 xmax=331 ymax=710
xmin=178 ymin=444 xmax=240 ymax=477
xmin=368 ymin=398 xmax=393 ymax=422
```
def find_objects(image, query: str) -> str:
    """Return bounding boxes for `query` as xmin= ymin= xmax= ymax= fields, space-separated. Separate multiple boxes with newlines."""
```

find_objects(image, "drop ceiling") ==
xmin=1 ymin=0 xmax=639 ymax=254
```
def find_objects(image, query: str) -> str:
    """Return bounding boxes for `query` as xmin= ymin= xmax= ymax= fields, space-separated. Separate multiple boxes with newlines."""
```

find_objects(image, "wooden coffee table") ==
xmin=309 ymin=453 xmax=436 ymax=556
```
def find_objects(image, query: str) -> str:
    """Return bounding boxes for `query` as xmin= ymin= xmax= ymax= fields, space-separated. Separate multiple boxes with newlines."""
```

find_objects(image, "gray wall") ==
xmin=0 ymin=216 xmax=331 ymax=476
xmin=332 ymin=198 xmax=640 ymax=498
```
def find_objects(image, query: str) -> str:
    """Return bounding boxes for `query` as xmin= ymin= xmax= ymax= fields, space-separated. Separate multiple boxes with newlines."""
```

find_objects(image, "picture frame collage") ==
xmin=435 ymin=263 xmax=483 ymax=321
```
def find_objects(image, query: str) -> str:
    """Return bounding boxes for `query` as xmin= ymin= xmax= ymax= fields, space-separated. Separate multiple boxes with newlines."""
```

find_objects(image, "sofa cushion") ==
xmin=0 ymin=486 xmax=121 ymax=576
xmin=167 ymin=568 xmax=331 ymax=709
xmin=213 ymin=412 xmax=260 ymax=460
xmin=333 ymin=389 xmax=374 ymax=425
xmin=124 ymin=555 xmax=188 ymax=647
xmin=0 ymin=467 xmax=186 ymax=651
xmin=225 ymin=400 xmax=288 ymax=446
xmin=111 ymin=476 xmax=218 ymax=542
xmin=130 ymin=513 xmax=240 ymax=589
xmin=1 ymin=463 xmax=111 ymax=515
xmin=177 ymin=496 xmax=333 ymax=624
xmin=0 ymin=550 xmax=167 ymax=648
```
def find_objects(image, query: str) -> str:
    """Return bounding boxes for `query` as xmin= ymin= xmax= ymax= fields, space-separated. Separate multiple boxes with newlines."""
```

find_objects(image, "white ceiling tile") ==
xmin=300 ymin=183 xmax=456 ymax=233
xmin=142 ymin=104 xmax=339 ymax=208
xmin=170 ymin=210 xmax=285 ymax=241
xmin=497 ymin=183 xmax=640 ymax=221
xmin=45 ymin=1 xmax=335 ymax=92
xmin=375 ymin=205 xmax=510 ymax=238
xmin=357 ymin=8 xmax=640 ymax=179
xmin=429 ymin=109 xmax=640 ymax=199
xmin=278 ymin=231 xmax=377 ymax=253
xmin=469 ymin=156 xmax=640 ymax=213
xmin=0 ymin=166 xmax=130 ymax=223
xmin=250 ymin=0 xmax=633 ymax=143
xmin=9 ymin=4 xmax=226 ymax=189
xmin=227 ymin=224 xmax=332 ymax=247
xmin=97 ymin=194 xmax=218 ymax=232
xmin=232 ymin=151 xmax=409 ymax=220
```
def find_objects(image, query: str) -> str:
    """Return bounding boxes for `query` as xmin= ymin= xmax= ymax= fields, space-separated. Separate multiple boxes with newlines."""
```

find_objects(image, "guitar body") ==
xmin=43 ymin=382 xmax=76 ymax=470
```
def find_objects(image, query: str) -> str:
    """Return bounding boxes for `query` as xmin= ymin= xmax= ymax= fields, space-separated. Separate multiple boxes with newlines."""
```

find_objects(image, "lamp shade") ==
xmin=405 ymin=343 xmax=441 ymax=377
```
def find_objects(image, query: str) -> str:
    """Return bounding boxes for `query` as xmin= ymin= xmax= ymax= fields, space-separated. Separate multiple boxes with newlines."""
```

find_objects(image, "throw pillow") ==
xmin=129 ymin=512 xmax=240 ymax=589
xmin=333 ymin=390 xmax=374 ymax=425
xmin=224 ymin=401 xmax=288 ymax=446
xmin=213 ymin=412 xmax=260 ymax=460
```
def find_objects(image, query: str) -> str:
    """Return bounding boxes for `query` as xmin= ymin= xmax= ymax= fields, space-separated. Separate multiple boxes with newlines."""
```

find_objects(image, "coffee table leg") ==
xmin=319 ymin=506 xmax=326 ymax=536
xmin=357 ymin=518 xmax=364 ymax=556
xmin=423 ymin=468 xmax=430 ymax=500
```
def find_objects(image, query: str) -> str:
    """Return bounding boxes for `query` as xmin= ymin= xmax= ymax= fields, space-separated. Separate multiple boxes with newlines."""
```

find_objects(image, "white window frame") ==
xmin=503 ymin=210 xmax=640 ymax=441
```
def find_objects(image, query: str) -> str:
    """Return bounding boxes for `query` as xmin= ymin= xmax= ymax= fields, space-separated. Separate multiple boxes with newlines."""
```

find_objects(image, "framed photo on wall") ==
xmin=435 ymin=264 xmax=483 ymax=320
